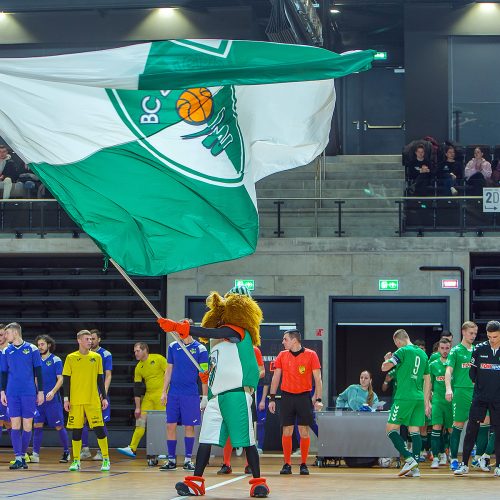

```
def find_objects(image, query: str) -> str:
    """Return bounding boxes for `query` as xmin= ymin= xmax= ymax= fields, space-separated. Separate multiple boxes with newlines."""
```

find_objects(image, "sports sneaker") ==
xmin=175 ymin=476 xmax=205 ymax=496
xmin=117 ymin=446 xmax=136 ymax=458
xmin=494 ymin=466 xmax=500 ymax=477
xmin=438 ymin=453 xmax=448 ymax=466
xmin=405 ymin=467 xmax=421 ymax=478
xmin=450 ymin=458 xmax=459 ymax=471
xmin=80 ymin=447 xmax=92 ymax=460
xmin=257 ymin=448 xmax=263 ymax=455
xmin=280 ymin=463 xmax=292 ymax=475
xmin=217 ymin=464 xmax=232 ymax=475
xmin=398 ymin=457 xmax=418 ymax=477
xmin=471 ymin=457 xmax=480 ymax=468
xmin=479 ymin=456 xmax=491 ymax=472
xmin=9 ymin=459 xmax=24 ymax=470
xmin=60 ymin=451 xmax=70 ymax=463
xmin=244 ymin=464 xmax=252 ymax=474
xmin=299 ymin=463 xmax=309 ymax=475
xmin=431 ymin=458 xmax=440 ymax=469
xmin=101 ymin=458 xmax=111 ymax=471
xmin=69 ymin=459 xmax=81 ymax=471
xmin=236 ymin=447 xmax=243 ymax=457
xmin=21 ymin=458 xmax=28 ymax=470
xmin=183 ymin=461 xmax=195 ymax=471
xmin=454 ymin=463 xmax=469 ymax=475
xmin=160 ymin=460 xmax=177 ymax=471
xmin=419 ymin=450 xmax=427 ymax=462
xmin=249 ymin=477 xmax=269 ymax=498
xmin=93 ymin=450 xmax=103 ymax=461
xmin=30 ymin=452 xmax=40 ymax=463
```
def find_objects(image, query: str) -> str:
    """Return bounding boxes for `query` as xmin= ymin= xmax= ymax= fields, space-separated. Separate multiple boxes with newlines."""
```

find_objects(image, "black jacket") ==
xmin=470 ymin=341 xmax=500 ymax=402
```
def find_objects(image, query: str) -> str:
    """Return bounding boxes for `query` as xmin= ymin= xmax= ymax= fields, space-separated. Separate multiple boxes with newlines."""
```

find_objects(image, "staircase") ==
xmin=257 ymin=155 xmax=404 ymax=238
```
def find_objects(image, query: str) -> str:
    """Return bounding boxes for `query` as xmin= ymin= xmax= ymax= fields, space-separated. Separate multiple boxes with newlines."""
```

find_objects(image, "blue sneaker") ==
xmin=117 ymin=446 xmax=136 ymax=458
xmin=450 ymin=459 xmax=459 ymax=471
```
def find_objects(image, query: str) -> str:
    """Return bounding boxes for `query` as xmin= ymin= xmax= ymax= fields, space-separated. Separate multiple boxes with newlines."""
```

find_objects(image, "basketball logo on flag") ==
xmin=176 ymin=88 xmax=214 ymax=125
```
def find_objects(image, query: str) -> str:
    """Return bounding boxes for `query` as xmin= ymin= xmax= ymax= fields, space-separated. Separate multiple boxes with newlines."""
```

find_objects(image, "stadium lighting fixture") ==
xmin=158 ymin=7 xmax=176 ymax=16
xmin=330 ymin=8 xmax=340 ymax=14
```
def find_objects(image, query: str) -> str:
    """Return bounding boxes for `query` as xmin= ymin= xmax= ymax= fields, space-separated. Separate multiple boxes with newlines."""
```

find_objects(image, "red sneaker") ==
xmin=175 ymin=476 xmax=206 ymax=496
xmin=249 ymin=477 xmax=269 ymax=498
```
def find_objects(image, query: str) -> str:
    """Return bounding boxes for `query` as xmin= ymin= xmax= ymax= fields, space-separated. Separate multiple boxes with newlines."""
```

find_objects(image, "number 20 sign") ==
xmin=483 ymin=188 xmax=500 ymax=213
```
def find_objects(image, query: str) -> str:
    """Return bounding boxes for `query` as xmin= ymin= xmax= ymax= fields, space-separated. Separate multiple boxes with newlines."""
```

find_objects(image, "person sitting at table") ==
xmin=336 ymin=370 xmax=379 ymax=411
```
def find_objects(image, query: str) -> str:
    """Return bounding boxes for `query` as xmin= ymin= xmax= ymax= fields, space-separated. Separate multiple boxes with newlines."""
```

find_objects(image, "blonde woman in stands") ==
xmin=465 ymin=147 xmax=491 ymax=195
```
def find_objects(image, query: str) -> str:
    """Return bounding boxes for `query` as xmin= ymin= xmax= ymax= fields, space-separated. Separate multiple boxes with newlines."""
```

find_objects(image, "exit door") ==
xmin=342 ymin=67 xmax=405 ymax=154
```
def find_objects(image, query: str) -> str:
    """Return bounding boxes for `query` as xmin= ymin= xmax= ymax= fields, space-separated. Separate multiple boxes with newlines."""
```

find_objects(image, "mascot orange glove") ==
xmin=157 ymin=318 xmax=191 ymax=339
xmin=198 ymin=371 xmax=209 ymax=384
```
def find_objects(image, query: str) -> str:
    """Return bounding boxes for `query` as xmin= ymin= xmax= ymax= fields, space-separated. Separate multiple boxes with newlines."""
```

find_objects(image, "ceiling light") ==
xmin=330 ymin=8 xmax=340 ymax=14
xmin=158 ymin=7 xmax=176 ymax=17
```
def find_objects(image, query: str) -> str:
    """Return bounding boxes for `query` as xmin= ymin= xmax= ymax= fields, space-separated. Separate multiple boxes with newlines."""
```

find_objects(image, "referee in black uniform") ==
xmin=454 ymin=320 xmax=500 ymax=476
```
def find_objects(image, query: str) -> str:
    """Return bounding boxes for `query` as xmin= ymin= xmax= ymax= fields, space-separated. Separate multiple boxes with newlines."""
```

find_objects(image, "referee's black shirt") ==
xmin=469 ymin=341 xmax=500 ymax=402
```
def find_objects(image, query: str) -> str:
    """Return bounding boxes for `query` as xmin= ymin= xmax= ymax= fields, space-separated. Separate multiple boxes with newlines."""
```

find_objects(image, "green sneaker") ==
xmin=101 ymin=458 xmax=110 ymax=471
xmin=69 ymin=459 xmax=81 ymax=471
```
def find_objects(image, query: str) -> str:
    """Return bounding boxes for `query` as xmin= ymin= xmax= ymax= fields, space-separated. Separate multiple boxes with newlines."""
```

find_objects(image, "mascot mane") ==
xmin=200 ymin=291 xmax=263 ymax=346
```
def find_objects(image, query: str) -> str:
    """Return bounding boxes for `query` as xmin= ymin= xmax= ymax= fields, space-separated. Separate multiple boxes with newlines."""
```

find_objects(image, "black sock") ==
xmin=193 ymin=443 xmax=211 ymax=477
xmin=245 ymin=445 xmax=261 ymax=478
xmin=462 ymin=419 xmax=480 ymax=466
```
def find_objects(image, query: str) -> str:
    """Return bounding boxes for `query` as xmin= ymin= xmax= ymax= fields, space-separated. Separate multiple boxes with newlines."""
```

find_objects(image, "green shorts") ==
xmin=388 ymin=399 xmax=425 ymax=427
xmin=452 ymin=387 xmax=473 ymax=423
xmin=431 ymin=399 xmax=453 ymax=428
xmin=199 ymin=389 xmax=254 ymax=448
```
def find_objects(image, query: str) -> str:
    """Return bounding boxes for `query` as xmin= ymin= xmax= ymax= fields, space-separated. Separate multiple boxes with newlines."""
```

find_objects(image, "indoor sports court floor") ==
xmin=0 ymin=450 xmax=499 ymax=499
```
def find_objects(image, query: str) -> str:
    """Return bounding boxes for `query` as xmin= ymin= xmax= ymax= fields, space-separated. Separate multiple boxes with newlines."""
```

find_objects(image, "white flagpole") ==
xmin=109 ymin=258 xmax=202 ymax=372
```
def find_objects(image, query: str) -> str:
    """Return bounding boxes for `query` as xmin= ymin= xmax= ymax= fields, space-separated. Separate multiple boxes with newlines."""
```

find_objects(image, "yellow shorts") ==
xmin=141 ymin=392 xmax=165 ymax=413
xmin=67 ymin=404 xmax=103 ymax=429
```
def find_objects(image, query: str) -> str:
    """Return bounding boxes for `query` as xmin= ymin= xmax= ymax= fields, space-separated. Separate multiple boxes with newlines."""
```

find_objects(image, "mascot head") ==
xmin=200 ymin=285 xmax=263 ymax=346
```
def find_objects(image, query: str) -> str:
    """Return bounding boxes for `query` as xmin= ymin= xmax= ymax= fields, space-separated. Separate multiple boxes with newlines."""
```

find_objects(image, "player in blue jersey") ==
xmin=31 ymin=335 xmax=70 ymax=464
xmin=0 ymin=325 xmax=11 ymax=434
xmin=160 ymin=320 xmax=209 ymax=471
xmin=0 ymin=322 xmax=44 ymax=470
xmin=80 ymin=329 xmax=112 ymax=461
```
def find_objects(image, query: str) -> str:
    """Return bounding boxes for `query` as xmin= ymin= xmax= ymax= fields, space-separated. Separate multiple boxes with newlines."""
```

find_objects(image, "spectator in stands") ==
xmin=465 ymin=147 xmax=491 ymax=195
xmin=407 ymin=144 xmax=433 ymax=196
xmin=435 ymin=145 xmax=461 ymax=196
xmin=18 ymin=165 xmax=41 ymax=198
xmin=336 ymin=370 xmax=379 ymax=411
xmin=0 ymin=145 xmax=19 ymax=200
xmin=491 ymin=159 xmax=500 ymax=186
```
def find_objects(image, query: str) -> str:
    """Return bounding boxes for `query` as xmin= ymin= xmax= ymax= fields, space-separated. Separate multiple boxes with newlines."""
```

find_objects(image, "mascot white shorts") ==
xmin=199 ymin=389 xmax=255 ymax=448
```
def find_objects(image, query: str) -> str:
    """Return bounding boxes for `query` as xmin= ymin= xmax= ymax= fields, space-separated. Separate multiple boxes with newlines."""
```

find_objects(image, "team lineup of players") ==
xmin=1 ymin=316 xmax=498 ymax=481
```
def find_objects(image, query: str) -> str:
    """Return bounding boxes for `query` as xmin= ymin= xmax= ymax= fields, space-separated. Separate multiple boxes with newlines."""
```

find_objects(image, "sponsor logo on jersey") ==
xmin=89 ymin=358 xmax=96 ymax=363
xmin=480 ymin=363 xmax=500 ymax=370
xmin=461 ymin=363 xmax=471 ymax=368
xmin=22 ymin=348 xmax=30 ymax=354
xmin=436 ymin=376 xmax=445 ymax=381
xmin=150 ymin=360 xmax=155 ymax=365
xmin=46 ymin=360 xmax=52 ymax=366
xmin=298 ymin=365 xmax=306 ymax=375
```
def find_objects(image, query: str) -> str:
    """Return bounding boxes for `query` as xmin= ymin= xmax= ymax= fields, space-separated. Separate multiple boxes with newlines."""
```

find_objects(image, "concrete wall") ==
xmin=404 ymin=2 xmax=500 ymax=141
xmin=5 ymin=234 xmax=500 ymax=400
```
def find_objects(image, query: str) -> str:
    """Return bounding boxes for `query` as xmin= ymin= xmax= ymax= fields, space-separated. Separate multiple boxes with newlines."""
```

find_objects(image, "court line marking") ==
xmin=170 ymin=473 xmax=249 ymax=500
xmin=5 ymin=471 xmax=128 ymax=497
xmin=0 ymin=471 xmax=67 ymax=484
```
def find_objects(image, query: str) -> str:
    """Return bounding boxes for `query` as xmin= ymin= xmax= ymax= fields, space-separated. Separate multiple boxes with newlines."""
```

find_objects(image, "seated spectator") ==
xmin=336 ymin=370 xmax=379 ymax=411
xmin=435 ymin=145 xmax=461 ymax=196
xmin=491 ymin=159 xmax=500 ymax=186
xmin=406 ymin=144 xmax=433 ymax=196
xmin=464 ymin=146 xmax=491 ymax=195
xmin=0 ymin=145 xmax=23 ymax=199
xmin=18 ymin=164 xmax=42 ymax=198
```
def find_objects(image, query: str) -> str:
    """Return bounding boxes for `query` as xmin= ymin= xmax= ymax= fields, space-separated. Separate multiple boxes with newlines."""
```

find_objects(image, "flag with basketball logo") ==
xmin=0 ymin=40 xmax=374 ymax=275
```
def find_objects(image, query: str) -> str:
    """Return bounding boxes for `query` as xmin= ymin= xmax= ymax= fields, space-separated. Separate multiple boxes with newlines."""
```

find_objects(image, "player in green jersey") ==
xmin=445 ymin=321 xmax=477 ymax=470
xmin=382 ymin=329 xmax=431 ymax=478
xmin=429 ymin=331 xmax=453 ymax=364
xmin=429 ymin=338 xmax=453 ymax=468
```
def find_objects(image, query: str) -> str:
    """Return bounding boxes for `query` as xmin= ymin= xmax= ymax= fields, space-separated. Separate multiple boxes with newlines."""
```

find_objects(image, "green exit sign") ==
xmin=374 ymin=51 xmax=388 ymax=61
xmin=234 ymin=279 xmax=255 ymax=291
xmin=379 ymin=279 xmax=399 ymax=291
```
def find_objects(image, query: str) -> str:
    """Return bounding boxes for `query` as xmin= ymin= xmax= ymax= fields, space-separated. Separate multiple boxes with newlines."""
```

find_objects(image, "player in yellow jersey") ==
xmin=62 ymin=330 xmax=110 ymax=472
xmin=117 ymin=342 xmax=167 ymax=458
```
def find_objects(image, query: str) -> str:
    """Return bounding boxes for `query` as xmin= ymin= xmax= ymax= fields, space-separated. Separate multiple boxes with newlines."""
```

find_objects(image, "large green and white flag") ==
xmin=0 ymin=40 xmax=374 ymax=275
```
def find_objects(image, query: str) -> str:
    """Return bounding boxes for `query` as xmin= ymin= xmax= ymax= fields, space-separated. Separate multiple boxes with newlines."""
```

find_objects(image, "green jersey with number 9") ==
xmin=389 ymin=344 xmax=429 ymax=400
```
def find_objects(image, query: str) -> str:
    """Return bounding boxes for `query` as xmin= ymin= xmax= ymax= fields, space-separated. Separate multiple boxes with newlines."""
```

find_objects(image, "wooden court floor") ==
xmin=0 ymin=449 xmax=499 ymax=499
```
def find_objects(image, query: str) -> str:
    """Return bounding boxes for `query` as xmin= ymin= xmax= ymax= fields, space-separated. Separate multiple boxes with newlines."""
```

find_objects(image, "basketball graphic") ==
xmin=176 ymin=87 xmax=214 ymax=125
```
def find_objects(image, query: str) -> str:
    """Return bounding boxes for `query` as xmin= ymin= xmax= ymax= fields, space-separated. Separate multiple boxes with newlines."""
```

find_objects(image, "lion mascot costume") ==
xmin=158 ymin=285 xmax=269 ymax=498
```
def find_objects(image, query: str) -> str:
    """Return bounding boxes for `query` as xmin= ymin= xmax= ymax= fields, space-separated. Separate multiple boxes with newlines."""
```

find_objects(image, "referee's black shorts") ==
xmin=468 ymin=398 xmax=500 ymax=427
xmin=279 ymin=391 xmax=314 ymax=427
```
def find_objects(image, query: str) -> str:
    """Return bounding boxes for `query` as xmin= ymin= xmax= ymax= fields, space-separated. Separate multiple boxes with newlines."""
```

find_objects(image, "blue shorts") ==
xmin=166 ymin=394 xmax=201 ymax=426
xmin=34 ymin=401 xmax=65 ymax=428
xmin=102 ymin=403 xmax=111 ymax=423
xmin=8 ymin=395 xmax=37 ymax=419
xmin=0 ymin=402 xmax=10 ymax=422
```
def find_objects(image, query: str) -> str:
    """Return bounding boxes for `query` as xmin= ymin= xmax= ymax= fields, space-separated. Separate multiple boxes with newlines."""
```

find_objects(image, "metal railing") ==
xmin=1 ymin=195 xmax=498 ymax=239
